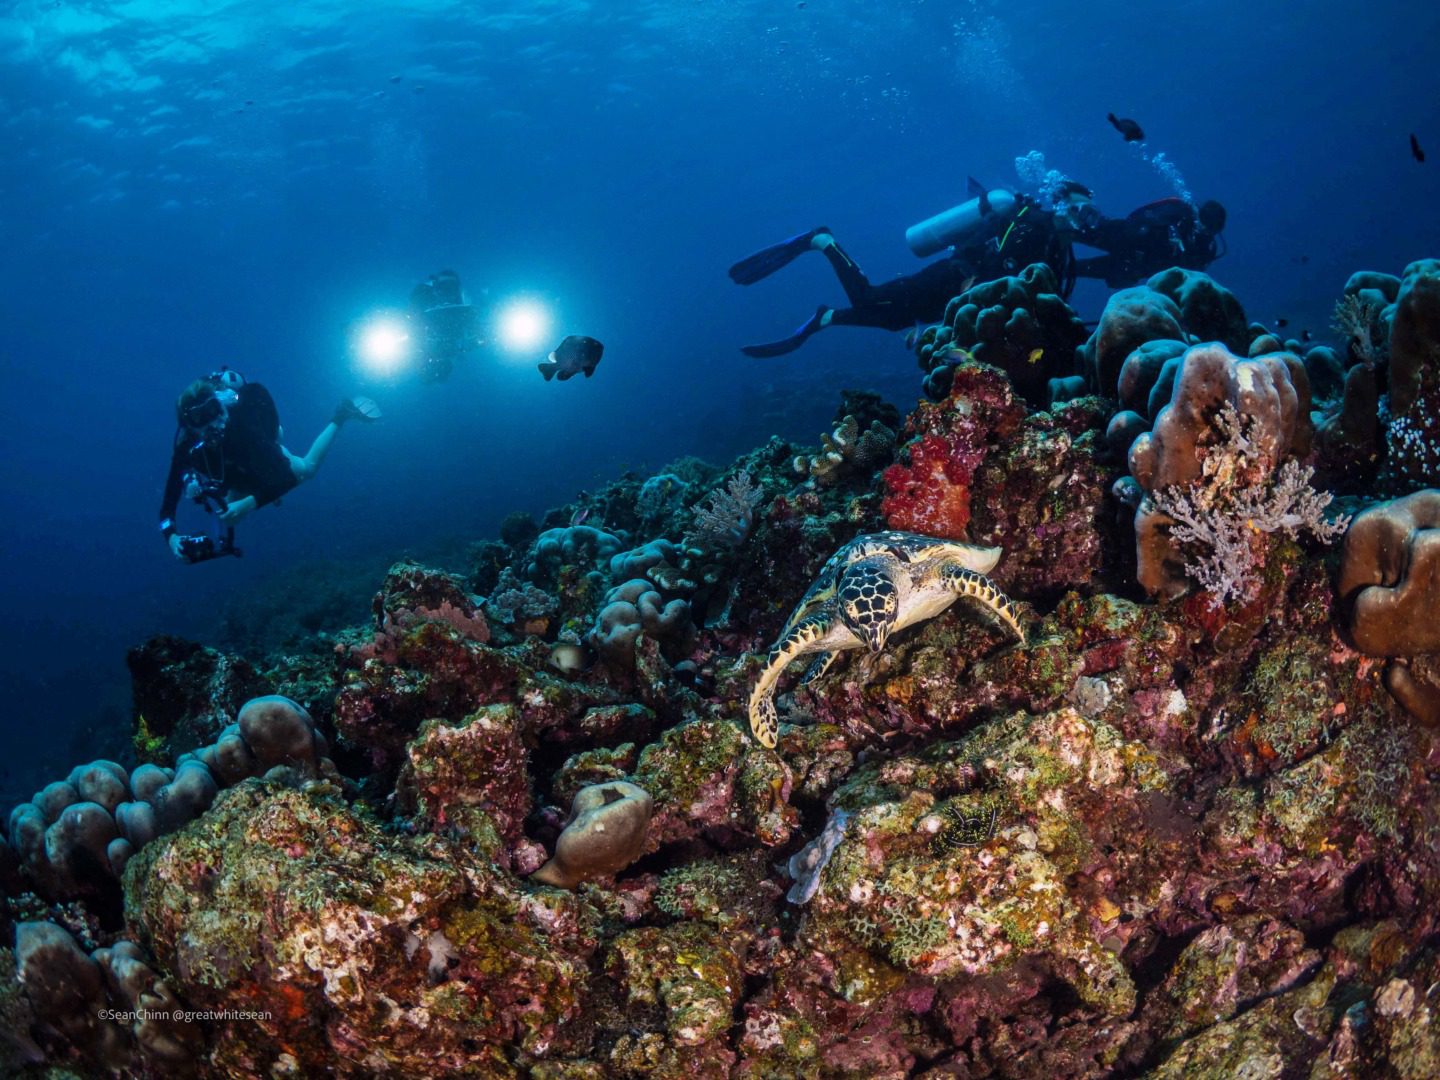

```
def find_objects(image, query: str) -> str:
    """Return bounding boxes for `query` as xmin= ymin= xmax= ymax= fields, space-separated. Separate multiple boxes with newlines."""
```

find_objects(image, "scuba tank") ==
xmin=905 ymin=189 xmax=1018 ymax=258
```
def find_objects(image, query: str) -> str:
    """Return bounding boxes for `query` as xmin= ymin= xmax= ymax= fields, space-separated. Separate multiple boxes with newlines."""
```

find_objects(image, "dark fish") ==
xmin=1276 ymin=317 xmax=1289 ymax=328
xmin=1107 ymin=113 xmax=1145 ymax=142
xmin=1301 ymin=330 xmax=1312 ymax=342
xmin=539 ymin=335 xmax=604 ymax=382
xmin=1412 ymin=133 xmax=1426 ymax=163
xmin=967 ymin=176 xmax=991 ymax=217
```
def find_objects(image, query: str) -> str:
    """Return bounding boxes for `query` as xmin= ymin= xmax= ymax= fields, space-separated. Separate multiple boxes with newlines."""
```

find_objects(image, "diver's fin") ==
xmin=728 ymin=227 xmax=828 ymax=286
xmin=538 ymin=361 xmax=557 ymax=381
xmin=334 ymin=396 xmax=382 ymax=425
xmin=967 ymin=176 xmax=991 ymax=217
xmin=741 ymin=306 xmax=828 ymax=359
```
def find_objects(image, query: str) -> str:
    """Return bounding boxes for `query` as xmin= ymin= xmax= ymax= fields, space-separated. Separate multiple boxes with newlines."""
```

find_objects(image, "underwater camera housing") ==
xmin=176 ymin=529 xmax=242 ymax=564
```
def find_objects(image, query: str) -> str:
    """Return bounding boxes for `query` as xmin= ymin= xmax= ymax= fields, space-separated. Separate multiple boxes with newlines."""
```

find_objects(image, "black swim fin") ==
xmin=741 ymin=306 xmax=828 ymax=358
xmin=967 ymin=176 xmax=991 ymax=217
xmin=728 ymin=226 xmax=829 ymax=286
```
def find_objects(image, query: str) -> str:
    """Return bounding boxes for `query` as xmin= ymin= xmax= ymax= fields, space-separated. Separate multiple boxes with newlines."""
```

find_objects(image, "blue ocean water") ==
xmin=0 ymin=0 xmax=1436 ymax=801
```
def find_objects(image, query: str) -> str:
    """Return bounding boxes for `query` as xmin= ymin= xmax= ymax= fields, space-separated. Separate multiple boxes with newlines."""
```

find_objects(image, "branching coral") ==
xmin=1149 ymin=405 xmax=1347 ymax=604
xmin=1128 ymin=344 xmax=1316 ymax=599
xmin=1332 ymin=293 xmax=1388 ymax=368
xmin=690 ymin=471 xmax=763 ymax=549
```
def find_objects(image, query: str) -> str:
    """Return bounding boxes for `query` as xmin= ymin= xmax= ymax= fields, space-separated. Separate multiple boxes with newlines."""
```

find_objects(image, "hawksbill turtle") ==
xmin=747 ymin=531 xmax=1025 ymax=748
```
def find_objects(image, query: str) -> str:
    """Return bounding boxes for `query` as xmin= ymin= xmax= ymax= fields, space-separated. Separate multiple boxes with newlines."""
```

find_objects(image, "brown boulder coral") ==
xmin=531 ymin=780 xmax=654 ymax=889
xmin=1338 ymin=490 xmax=1440 ymax=723
xmin=1339 ymin=490 xmax=1440 ymax=656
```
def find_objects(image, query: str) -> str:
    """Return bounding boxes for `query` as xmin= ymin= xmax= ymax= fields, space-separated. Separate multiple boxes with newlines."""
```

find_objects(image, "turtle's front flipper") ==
xmin=940 ymin=565 xmax=1026 ymax=642
xmin=748 ymin=613 xmax=832 ymax=748
xmin=799 ymin=650 xmax=839 ymax=687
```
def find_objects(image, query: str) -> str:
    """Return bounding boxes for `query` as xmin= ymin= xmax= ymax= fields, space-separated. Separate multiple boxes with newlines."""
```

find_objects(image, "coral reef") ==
xmin=914 ymin=262 xmax=1090 ymax=405
xmin=793 ymin=412 xmax=897 ymax=487
xmin=9 ymin=260 xmax=1440 ymax=1079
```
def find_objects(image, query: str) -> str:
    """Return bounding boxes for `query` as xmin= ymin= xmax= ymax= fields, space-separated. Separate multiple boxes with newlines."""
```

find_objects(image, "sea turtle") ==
xmin=748 ymin=531 xmax=1026 ymax=748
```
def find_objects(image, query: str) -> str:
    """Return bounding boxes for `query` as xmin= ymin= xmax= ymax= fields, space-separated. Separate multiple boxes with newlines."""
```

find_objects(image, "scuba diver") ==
xmin=408 ymin=269 xmax=482 ymax=381
xmin=158 ymin=367 xmax=380 ymax=563
xmin=729 ymin=181 xmax=1226 ymax=358
xmin=1072 ymin=197 xmax=1227 ymax=287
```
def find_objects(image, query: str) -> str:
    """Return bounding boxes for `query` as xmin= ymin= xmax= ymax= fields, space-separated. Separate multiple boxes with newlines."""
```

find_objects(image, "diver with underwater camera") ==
xmin=158 ymin=367 xmax=380 ymax=564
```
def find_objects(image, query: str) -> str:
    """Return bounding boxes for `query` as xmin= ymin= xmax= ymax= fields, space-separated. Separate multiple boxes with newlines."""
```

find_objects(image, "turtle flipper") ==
xmin=837 ymin=559 xmax=899 ymax=654
xmin=799 ymin=650 xmax=839 ymax=687
xmin=748 ymin=613 xmax=832 ymax=748
xmin=939 ymin=565 xmax=1025 ymax=641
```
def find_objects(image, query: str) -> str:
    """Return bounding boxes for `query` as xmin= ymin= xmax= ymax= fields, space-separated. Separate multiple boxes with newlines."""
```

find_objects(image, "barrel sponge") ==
xmin=238 ymin=695 xmax=322 ymax=774
xmin=1338 ymin=489 xmax=1440 ymax=656
xmin=1388 ymin=259 xmax=1440 ymax=419
xmin=1084 ymin=286 xmax=1184 ymax=395
xmin=531 ymin=781 xmax=654 ymax=889
xmin=1146 ymin=267 xmax=1250 ymax=353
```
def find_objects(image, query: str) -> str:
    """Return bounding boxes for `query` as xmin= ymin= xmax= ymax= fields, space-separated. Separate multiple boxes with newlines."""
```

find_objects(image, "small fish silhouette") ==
xmin=1411 ymin=133 xmax=1426 ymax=163
xmin=1107 ymin=113 xmax=1145 ymax=142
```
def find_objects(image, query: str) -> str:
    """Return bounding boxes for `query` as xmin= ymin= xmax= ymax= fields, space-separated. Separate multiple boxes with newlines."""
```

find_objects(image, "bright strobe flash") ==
xmin=356 ymin=315 xmax=411 ymax=375
xmin=495 ymin=297 xmax=551 ymax=354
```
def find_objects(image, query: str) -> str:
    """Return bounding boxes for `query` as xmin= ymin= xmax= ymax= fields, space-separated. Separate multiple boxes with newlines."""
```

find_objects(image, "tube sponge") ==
xmin=531 ymin=781 xmax=653 ymax=889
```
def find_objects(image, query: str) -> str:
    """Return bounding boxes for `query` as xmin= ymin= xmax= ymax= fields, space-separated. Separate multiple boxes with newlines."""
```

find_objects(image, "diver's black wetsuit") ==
xmin=1073 ymin=198 xmax=1222 ymax=287
xmin=158 ymin=383 xmax=296 ymax=538
xmin=825 ymin=196 xmax=1075 ymax=332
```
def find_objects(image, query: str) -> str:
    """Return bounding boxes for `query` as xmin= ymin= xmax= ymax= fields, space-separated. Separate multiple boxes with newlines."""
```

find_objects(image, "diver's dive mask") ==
xmin=1055 ymin=196 xmax=1100 ymax=236
xmin=183 ymin=387 xmax=237 ymax=433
